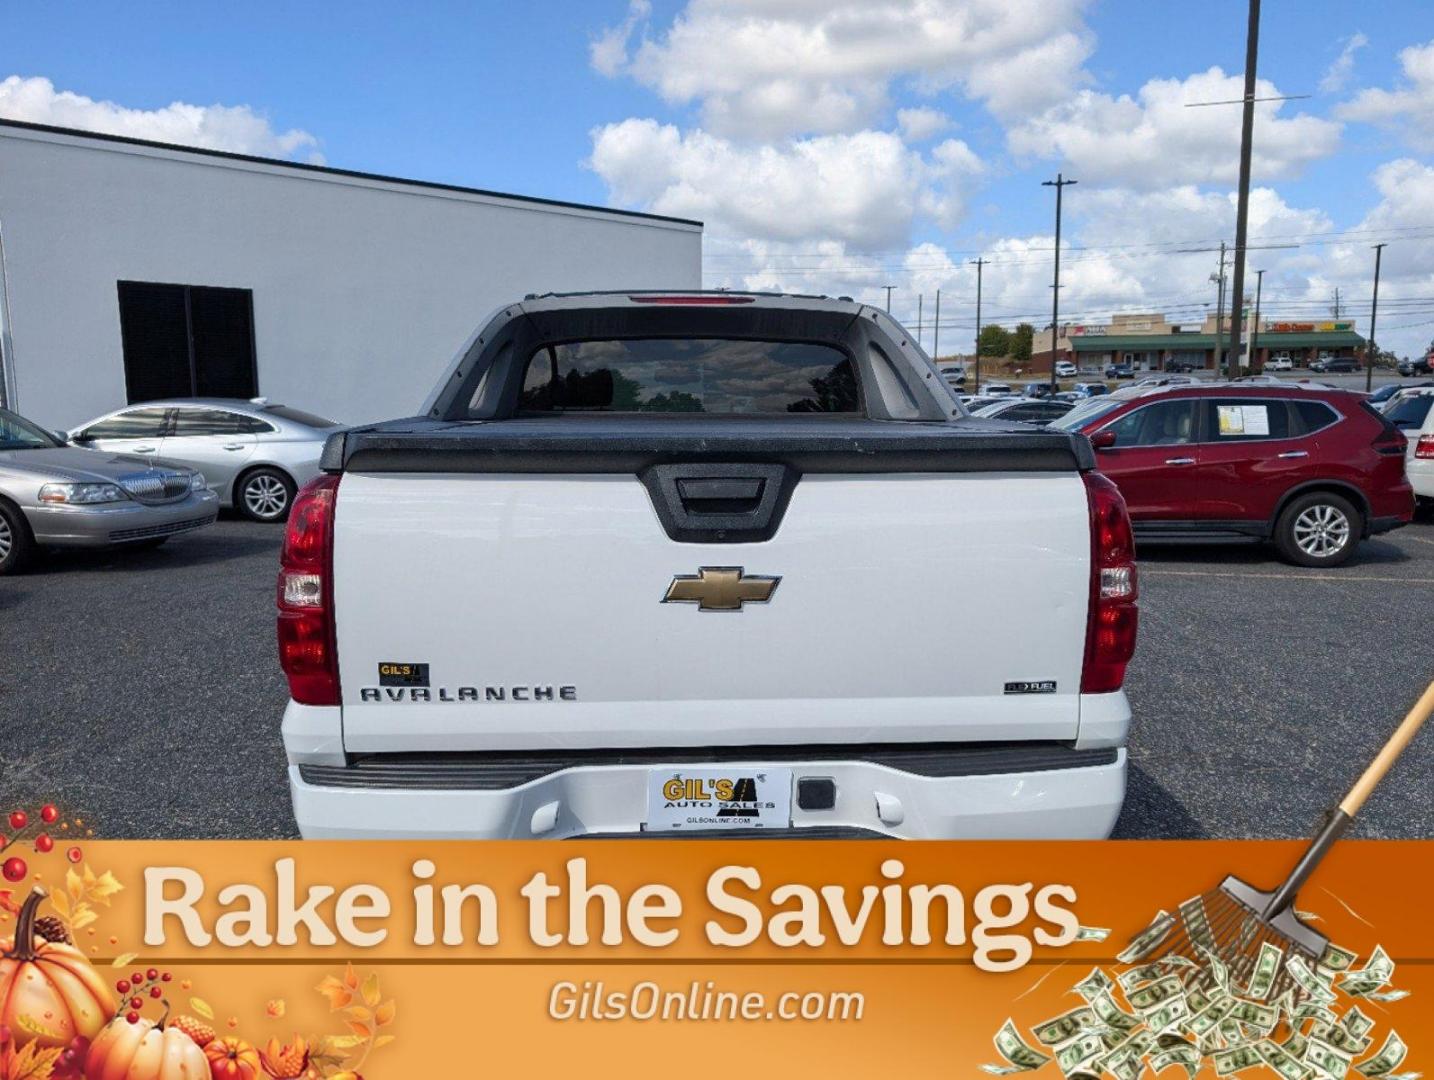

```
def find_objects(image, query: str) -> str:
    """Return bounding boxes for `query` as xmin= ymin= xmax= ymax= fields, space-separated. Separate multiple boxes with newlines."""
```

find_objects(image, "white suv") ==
xmin=1387 ymin=388 xmax=1434 ymax=505
xmin=1267 ymin=353 xmax=1293 ymax=371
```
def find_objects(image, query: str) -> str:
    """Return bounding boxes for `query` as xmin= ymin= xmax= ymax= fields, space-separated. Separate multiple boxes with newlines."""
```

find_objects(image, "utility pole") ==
xmin=971 ymin=257 xmax=986 ymax=393
xmin=1212 ymin=242 xmax=1227 ymax=375
xmin=882 ymin=285 xmax=896 ymax=312
xmin=1331 ymin=287 xmax=1342 ymax=320
xmin=933 ymin=289 xmax=941 ymax=363
xmin=1227 ymin=0 xmax=1262 ymax=376
xmin=916 ymin=294 xmax=923 ymax=352
xmin=1250 ymin=268 xmax=1265 ymax=372
xmin=1043 ymin=173 xmax=1077 ymax=392
xmin=1367 ymin=243 xmax=1386 ymax=392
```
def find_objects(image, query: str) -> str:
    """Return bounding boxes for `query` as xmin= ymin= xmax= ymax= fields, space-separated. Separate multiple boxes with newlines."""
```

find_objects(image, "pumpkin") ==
xmin=204 ymin=1036 xmax=261 ymax=1080
xmin=0 ymin=887 xmax=115 ymax=1050
xmin=85 ymin=1014 xmax=208 ymax=1080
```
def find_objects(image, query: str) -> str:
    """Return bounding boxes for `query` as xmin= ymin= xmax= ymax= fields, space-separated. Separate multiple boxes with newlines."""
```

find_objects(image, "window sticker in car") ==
xmin=1217 ymin=404 xmax=1270 ymax=436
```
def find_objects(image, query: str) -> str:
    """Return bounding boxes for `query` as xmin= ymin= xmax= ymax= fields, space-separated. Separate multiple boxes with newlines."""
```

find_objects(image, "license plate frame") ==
xmin=645 ymin=766 xmax=793 ymax=832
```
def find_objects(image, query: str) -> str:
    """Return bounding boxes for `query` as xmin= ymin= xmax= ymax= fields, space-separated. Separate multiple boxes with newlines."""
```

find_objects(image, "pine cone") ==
xmin=33 ymin=915 xmax=70 ymax=943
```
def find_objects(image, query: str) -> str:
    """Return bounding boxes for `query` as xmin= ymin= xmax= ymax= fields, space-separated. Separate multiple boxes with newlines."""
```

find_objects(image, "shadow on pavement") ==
xmin=1135 ymin=537 xmax=1410 ymax=568
xmin=21 ymin=532 xmax=282 ymax=577
xmin=1112 ymin=764 xmax=1207 ymax=839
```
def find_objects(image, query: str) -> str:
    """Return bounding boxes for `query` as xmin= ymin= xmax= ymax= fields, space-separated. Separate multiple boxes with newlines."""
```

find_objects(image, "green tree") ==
xmin=1011 ymin=323 xmax=1034 ymax=365
xmin=978 ymin=324 xmax=1012 ymax=357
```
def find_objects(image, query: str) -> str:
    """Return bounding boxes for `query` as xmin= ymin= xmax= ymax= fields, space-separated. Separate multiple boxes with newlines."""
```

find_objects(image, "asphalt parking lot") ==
xmin=1 ymin=512 xmax=1431 ymax=839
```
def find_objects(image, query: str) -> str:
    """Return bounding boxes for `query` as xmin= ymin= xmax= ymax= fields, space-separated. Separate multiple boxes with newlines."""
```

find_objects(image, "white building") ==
xmin=0 ymin=120 xmax=703 ymax=428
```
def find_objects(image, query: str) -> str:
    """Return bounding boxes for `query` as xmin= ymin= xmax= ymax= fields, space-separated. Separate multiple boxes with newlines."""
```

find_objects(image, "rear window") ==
xmin=519 ymin=339 xmax=858 ymax=414
xmin=265 ymin=406 xmax=341 ymax=428
xmin=1292 ymin=400 xmax=1339 ymax=434
xmin=1386 ymin=394 xmax=1433 ymax=429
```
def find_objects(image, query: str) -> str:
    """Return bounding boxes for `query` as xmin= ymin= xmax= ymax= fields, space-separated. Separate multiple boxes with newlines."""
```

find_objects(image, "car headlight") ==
xmin=190 ymin=472 xmax=209 ymax=492
xmin=38 ymin=482 xmax=128 ymax=505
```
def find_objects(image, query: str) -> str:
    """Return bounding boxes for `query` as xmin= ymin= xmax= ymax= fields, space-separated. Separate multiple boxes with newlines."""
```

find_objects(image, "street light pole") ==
xmin=971 ymin=257 xmax=985 ymax=394
xmin=1043 ymin=173 xmax=1077 ymax=393
xmin=1227 ymin=0 xmax=1262 ymax=375
xmin=1367 ymin=243 xmax=1386 ymax=393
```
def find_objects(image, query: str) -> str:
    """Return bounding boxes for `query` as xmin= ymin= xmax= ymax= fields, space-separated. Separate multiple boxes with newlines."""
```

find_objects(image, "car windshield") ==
xmin=264 ymin=405 xmax=341 ymax=428
xmin=0 ymin=408 xmax=60 ymax=450
xmin=1048 ymin=398 xmax=1124 ymax=431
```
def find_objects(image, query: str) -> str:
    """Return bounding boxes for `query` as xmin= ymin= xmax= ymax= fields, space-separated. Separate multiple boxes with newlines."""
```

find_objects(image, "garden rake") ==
xmin=1131 ymin=679 xmax=1434 ymax=1002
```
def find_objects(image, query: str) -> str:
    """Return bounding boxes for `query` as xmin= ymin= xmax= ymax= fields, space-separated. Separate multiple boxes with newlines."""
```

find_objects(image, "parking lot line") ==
xmin=1404 ymin=533 xmax=1434 ymax=547
xmin=1143 ymin=569 xmax=1434 ymax=585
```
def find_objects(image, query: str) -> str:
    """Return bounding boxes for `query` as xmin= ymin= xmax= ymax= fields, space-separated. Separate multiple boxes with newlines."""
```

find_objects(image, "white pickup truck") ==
xmin=278 ymin=292 xmax=1137 ymax=839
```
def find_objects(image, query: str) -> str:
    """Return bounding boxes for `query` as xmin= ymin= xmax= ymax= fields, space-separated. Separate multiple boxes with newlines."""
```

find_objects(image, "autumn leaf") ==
xmin=342 ymin=1006 xmax=371 ymax=1025
xmin=46 ymin=891 xmax=69 ymax=920
xmin=0 ymin=890 xmax=19 ymax=916
xmin=265 ymin=999 xmax=286 ymax=1019
xmin=65 ymin=868 xmax=83 ymax=904
xmin=87 ymin=869 xmax=124 ymax=905
xmin=321 ymin=1035 xmax=365 ymax=1052
xmin=189 ymin=997 xmax=215 ymax=1020
xmin=344 ymin=1020 xmax=372 ymax=1040
xmin=373 ymin=1000 xmax=395 ymax=1027
xmin=360 ymin=972 xmax=381 ymax=1008
xmin=342 ymin=962 xmax=359 ymax=990
xmin=110 ymin=952 xmax=138 ymax=968
xmin=373 ymin=1034 xmax=396 ymax=1049
xmin=315 ymin=975 xmax=353 ymax=1010
xmin=71 ymin=908 xmax=98 ymax=931
xmin=2 ymin=1040 xmax=64 ymax=1080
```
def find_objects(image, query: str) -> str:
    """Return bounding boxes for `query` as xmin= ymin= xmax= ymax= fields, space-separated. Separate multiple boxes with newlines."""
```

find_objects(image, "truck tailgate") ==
xmin=332 ymin=467 xmax=1091 ymax=753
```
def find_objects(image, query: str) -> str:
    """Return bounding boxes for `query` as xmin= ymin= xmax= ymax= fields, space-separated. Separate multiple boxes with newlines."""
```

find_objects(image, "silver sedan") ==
xmin=0 ymin=407 xmax=218 ymax=575
xmin=68 ymin=398 xmax=342 ymax=522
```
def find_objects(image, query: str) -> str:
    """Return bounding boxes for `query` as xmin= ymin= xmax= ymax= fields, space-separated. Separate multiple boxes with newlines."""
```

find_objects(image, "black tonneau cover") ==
xmin=322 ymin=415 xmax=1095 ymax=475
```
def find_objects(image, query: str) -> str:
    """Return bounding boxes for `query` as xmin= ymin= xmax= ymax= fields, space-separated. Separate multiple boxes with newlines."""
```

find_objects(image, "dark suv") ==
xmin=1052 ymin=385 xmax=1414 ymax=566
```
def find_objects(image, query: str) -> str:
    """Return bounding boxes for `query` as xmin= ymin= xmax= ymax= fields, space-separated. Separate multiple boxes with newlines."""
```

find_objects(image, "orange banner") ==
xmin=0 ymin=840 xmax=1427 ymax=1078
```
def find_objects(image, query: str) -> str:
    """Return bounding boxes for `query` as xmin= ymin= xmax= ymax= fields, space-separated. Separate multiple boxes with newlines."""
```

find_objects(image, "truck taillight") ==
xmin=1081 ymin=472 xmax=1138 ymax=694
xmin=277 ymin=474 xmax=340 ymax=705
xmin=1417 ymin=435 xmax=1434 ymax=460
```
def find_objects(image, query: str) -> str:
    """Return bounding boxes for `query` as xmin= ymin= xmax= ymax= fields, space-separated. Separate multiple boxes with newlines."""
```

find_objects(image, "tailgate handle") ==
xmin=676 ymin=477 xmax=765 ymax=512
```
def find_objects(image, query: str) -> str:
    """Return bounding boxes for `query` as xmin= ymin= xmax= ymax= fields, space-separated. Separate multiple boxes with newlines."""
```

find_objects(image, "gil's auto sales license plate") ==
xmin=646 ymin=767 xmax=793 ymax=831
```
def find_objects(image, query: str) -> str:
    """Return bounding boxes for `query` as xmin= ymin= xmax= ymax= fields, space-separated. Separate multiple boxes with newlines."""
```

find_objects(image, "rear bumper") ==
xmin=26 ymin=490 xmax=219 ymax=546
xmin=283 ymin=716 xmax=1126 ymax=841
xmin=1408 ymin=457 xmax=1434 ymax=500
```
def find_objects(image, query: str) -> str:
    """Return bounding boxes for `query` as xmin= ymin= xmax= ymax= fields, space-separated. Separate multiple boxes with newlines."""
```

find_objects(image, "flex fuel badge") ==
xmin=378 ymin=662 xmax=430 ymax=687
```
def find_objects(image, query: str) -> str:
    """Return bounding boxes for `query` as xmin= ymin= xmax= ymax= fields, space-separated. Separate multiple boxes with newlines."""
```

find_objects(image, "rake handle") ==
xmin=1265 ymin=680 xmax=1434 ymax=919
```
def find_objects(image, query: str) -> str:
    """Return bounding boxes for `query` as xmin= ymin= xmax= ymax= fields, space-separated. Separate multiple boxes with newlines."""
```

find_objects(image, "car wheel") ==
xmin=1274 ymin=491 xmax=1361 ymax=568
xmin=237 ymin=467 xmax=296 ymax=523
xmin=0 ymin=499 xmax=34 ymax=575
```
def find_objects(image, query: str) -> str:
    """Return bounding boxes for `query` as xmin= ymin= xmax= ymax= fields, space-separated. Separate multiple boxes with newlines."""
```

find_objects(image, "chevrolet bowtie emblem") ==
xmin=662 ymin=567 xmax=780 ymax=612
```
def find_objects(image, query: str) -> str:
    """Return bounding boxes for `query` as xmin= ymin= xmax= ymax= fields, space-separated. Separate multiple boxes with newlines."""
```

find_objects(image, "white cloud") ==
xmin=594 ymin=0 xmax=1094 ymax=139
xmin=588 ymin=118 xmax=982 ymax=249
xmin=590 ymin=0 xmax=652 ymax=78
xmin=0 ymin=75 xmax=323 ymax=162
xmin=896 ymin=106 xmax=952 ymax=142
xmin=1338 ymin=38 xmax=1434 ymax=151
xmin=1007 ymin=67 xmax=1340 ymax=189
xmin=1319 ymin=31 xmax=1368 ymax=95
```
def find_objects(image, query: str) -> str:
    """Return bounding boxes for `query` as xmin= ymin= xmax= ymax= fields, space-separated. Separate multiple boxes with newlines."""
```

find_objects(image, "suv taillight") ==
xmin=277 ymin=474 xmax=340 ymax=705
xmin=1417 ymin=435 xmax=1434 ymax=460
xmin=1081 ymin=472 xmax=1138 ymax=694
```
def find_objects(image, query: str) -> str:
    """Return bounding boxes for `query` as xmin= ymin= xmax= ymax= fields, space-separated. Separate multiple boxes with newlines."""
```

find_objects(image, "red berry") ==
xmin=161 ymin=972 xmax=172 ymax=982
xmin=8 ymin=811 xmax=26 ymax=831
xmin=126 ymin=1012 xmax=139 ymax=1024
xmin=146 ymin=967 xmax=158 ymax=981
xmin=131 ymin=972 xmax=142 ymax=984
xmin=129 ymin=997 xmax=143 ymax=1010
xmin=149 ymin=986 xmax=162 ymax=999
xmin=116 ymin=980 xmax=130 ymax=994
xmin=66 ymin=846 xmax=82 ymax=863
xmin=2 ymin=857 xmax=26 ymax=882
xmin=40 ymin=805 xmax=59 ymax=824
xmin=34 ymin=834 xmax=54 ymax=853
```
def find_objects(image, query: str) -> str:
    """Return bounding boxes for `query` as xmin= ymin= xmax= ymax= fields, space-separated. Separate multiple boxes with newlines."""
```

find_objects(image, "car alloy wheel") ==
xmin=0 ymin=514 xmax=12 ymax=563
xmin=1292 ymin=503 xmax=1351 ymax=559
xmin=243 ymin=473 xmax=290 ymax=520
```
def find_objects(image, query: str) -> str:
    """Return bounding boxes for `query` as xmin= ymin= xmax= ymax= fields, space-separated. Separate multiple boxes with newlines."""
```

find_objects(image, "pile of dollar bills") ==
xmin=983 ymin=902 xmax=1413 ymax=1080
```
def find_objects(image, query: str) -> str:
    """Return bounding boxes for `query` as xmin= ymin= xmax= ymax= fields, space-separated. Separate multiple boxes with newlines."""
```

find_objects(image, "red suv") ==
xmin=1051 ymin=385 xmax=1414 ymax=566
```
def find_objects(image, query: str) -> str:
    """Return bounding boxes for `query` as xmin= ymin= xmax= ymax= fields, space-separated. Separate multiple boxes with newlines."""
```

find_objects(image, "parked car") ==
xmin=1311 ymin=356 xmax=1357 ymax=374
xmin=939 ymin=366 xmax=967 ymax=386
xmin=1105 ymin=363 xmax=1135 ymax=379
xmin=1166 ymin=359 xmax=1201 ymax=373
xmin=1388 ymin=389 xmax=1434 ymax=507
xmin=1267 ymin=353 xmax=1294 ymax=371
xmin=958 ymin=395 xmax=1005 ymax=412
xmin=1231 ymin=374 xmax=1284 ymax=386
xmin=280 ymin=291 xmax=1137 ymax=839
xmin=1054 ymin=360 xmax=1078 ymax=378
xmin=1072 ymin=382 xmax=1110 ymax=397
xmin=979 ymin=382 xmax=1014 ymax=396
xmin=1050 ymin=384 xmax=1414 ymax=566
xmin=1133 ymin=375 xmax=1197 ymax=389
xmin=1397 ymin=356 xmax=1433 ymax=377
xmin=1369 ymin=381 xmax=1434 ymax=409
xmin=1022 ymin=381 xmax=1055 ymax=399
xmin=69 ymin=398 xmax=341 ymax=522
xmin=0 ymin=406 xmax=217 ymax=574
xmin=972 ymin=397 xmax=1077 ymax=427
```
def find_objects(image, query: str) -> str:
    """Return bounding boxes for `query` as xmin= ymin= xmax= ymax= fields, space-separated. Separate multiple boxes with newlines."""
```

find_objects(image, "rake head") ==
xmin=1145 ymin=876 xmax=1328 ymax=1003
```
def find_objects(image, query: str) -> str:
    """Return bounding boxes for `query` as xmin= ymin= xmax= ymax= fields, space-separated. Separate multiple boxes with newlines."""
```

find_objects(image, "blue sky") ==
xmin=4 ymin=0 xmax=1434 ymax=356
